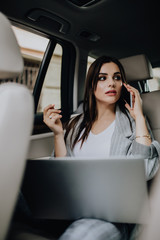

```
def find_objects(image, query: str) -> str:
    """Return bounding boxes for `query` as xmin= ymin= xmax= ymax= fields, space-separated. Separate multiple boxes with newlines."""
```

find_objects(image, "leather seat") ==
xmin=0 ymin=12 xmax=34 ymax=240
xmin=120 ymin=54 xmax=160 ymax=142
xmin=120 ymin=54 xmax=160 ymax=240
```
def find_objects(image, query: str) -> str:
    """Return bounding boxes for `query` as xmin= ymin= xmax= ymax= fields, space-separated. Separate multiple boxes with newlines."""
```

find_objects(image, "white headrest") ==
xmin=119 ymin=54 xmax=153 ymax=82
xmin=0 ymin=12 xmax=23 ymax=79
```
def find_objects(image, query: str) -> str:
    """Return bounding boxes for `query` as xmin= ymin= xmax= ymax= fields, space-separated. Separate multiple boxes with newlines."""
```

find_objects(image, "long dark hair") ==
xmin=64 ymin=56 xmax=128 ymax=149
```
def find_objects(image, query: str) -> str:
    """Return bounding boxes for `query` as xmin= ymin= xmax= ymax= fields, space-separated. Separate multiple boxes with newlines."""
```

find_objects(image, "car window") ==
xmin=37 ymin=44 xmax=62 ymax=112
xmin=147 ymin=67 xmax=160 ymax=91
xmin=0 ymin=25 xmax=49 ymax=91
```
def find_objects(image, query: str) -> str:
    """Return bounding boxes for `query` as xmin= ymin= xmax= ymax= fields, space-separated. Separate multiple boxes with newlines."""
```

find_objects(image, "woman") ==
xmin=43 ymin=56 xmax=160 ymax=240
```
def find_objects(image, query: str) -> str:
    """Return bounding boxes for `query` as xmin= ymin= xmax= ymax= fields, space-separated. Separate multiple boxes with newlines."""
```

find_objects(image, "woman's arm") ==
xmin=123 ymin=84 xmax=160 ymax=179
xmin=43 ymin=104 xmax=67 ymax=157
xmin=123 ymin=83 xmax=151 ymax=146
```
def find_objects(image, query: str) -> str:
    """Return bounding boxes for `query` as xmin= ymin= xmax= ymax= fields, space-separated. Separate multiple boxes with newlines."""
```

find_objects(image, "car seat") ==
xmin=0 ymin=12 xmax=34 ymax=240
xmin=120 ymin=54 xmax=160 ymax=240
xmin=120 ymin=54 xmax=160 ymax=143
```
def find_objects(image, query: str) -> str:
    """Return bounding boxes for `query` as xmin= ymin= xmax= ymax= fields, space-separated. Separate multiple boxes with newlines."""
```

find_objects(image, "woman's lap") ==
xmin=58 ymin=218 xmax=123 ymax=240
xmin=13 ymin=193 xmax=134 ymax=239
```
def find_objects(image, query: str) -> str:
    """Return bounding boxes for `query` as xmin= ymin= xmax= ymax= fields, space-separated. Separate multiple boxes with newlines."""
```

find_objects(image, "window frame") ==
xmin=33 ymin=39 xmax=57 ymax=113
xmin=33 ymin=40 xmax=76 ymax=134
xmin=10 ymin=22 xmax=76 ymax=134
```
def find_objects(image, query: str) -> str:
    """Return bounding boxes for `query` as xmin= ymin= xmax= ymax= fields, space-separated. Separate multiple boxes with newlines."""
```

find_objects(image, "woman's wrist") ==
xmin=135 ymin=115 xmax=150 ymax=136
xmin=135 ymin=113 xmax=151 ymax=146
xmin=54 ymin=132 xmax=64 ymax=138
xmin=135 ymin=113 xmax=145 ymax=123
xmin=54 ymin=132 xmax=67 ymax=157
xmin=135 ymin=134 xmax=151 ymax=140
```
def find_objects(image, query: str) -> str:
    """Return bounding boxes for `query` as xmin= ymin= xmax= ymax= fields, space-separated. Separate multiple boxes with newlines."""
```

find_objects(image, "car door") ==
xmin=1 ymin=24 xmax=76 ymax=160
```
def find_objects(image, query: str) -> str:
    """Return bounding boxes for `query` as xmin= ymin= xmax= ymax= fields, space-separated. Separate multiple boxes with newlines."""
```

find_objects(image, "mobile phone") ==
xmin=122 ymin=85 xmax=132 ymax=108
xmin=130 ymin=93 xmax=133 ymax=108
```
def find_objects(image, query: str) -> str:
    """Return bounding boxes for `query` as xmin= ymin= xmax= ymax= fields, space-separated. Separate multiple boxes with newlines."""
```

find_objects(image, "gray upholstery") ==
xmin=120 ymin=55 xmax=160 ymax=240
xmin=0 ymin=12 xmax=23 ymax=78
xmin=137 ymin=162 xmax=160 ymax=240
xmin=119 ymin=54 xmax=153 ymax=82
xmin=142 ymin=91 xmax=160 ymax=142
xmin=120 ymin=54 xmax=160 ymax=143
xmin=0 ymin=13 xmax=34 ymax=240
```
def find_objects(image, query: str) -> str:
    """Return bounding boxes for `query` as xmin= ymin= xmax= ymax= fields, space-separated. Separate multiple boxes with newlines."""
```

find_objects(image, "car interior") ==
xmin=0 ymin=12 xmax=34 ymax=240
xmin=0 ymin=0 xmax=160 ymax=239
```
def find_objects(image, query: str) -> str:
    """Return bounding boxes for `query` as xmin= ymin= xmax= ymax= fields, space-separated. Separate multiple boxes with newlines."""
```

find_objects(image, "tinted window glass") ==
xmin=0 ymin=26 xmax=49 ymax=91
xmin=37 ymin=44 xmax=62 ymax=112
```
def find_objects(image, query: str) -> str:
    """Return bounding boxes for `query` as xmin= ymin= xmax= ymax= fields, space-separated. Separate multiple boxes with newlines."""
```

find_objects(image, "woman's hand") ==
xmin=123 ymin=83 xmax=151 ymax=146
xmin=43 ymin=104 xmax=67 ymax=156
xmin=43 ymin=104 xmax=63 ymax=136
xmin=123 ymin=83 xmax=144 ymax=121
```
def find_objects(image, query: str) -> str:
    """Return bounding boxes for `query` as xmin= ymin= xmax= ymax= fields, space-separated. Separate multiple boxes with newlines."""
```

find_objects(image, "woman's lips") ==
xmin=105 ymin=90 xmax=117 ymax=95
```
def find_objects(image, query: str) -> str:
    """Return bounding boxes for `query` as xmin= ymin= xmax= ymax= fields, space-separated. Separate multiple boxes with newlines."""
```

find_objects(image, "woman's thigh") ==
xmin=58 ymin=218 xmax=122 ymax=240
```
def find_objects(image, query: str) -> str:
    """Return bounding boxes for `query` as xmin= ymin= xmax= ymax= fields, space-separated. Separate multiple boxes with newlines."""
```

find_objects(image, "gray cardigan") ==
xmin=64 ymin=106 xmax=160 ymax=180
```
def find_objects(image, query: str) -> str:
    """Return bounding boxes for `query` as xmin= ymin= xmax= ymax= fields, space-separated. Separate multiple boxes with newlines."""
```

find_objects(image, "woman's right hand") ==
xmin=43 ymin=104 xmax=63 ymax=136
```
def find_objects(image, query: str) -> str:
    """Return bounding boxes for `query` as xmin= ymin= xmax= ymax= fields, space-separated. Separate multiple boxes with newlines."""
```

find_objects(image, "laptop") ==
xmin=22 ymin=157 xmax=150 ymax=224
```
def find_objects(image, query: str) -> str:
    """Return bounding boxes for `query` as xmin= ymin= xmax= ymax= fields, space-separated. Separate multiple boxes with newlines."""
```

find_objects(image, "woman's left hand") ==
xmin=123 ymin=83 xmax=144 ymax=120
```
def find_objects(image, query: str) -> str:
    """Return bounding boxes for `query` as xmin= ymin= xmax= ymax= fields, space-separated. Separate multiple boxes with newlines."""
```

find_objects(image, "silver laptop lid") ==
xmin=22 ymin=157 xmax=149 ymax=224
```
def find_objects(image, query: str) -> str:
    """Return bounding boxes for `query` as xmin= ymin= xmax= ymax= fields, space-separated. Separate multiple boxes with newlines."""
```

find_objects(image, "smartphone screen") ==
xmin=121 ymin=85 xmax=132 ymax=107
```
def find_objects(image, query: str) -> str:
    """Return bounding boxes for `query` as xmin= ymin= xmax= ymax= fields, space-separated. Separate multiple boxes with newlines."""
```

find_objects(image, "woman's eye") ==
xmin=98 ymin=76 xmax=106 ymax=81
xmin=114 ymin=75 xmax=121 ymax=80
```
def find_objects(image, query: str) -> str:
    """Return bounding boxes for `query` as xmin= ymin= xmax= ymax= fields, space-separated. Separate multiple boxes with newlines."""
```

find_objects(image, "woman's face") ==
xmin=94 ymin=62 xmax=123 ymax=106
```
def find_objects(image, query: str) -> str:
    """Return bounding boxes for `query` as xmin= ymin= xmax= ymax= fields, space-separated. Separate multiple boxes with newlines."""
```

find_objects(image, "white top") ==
xmin=73 ymin=120 xmax=115 ymax=157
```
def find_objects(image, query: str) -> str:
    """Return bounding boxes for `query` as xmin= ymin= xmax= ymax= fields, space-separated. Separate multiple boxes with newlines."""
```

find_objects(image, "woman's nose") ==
xmin=108 ymin=77 xmax=115 ymax=86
